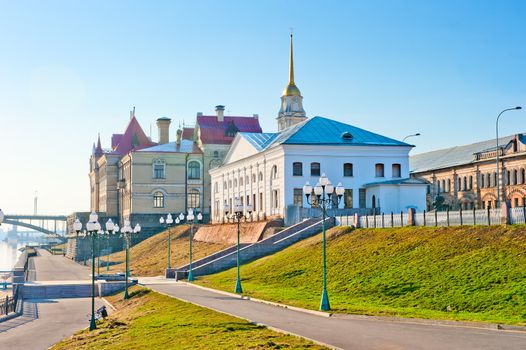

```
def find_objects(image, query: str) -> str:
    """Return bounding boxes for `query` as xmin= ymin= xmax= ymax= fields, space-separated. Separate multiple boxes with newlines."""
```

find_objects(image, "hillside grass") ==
xmin=51 ymin=286 xmax=325 ymax=350
xmin=197 ymin=225 xmax=526 ymax=325
xmin=103 ymin=226 xmax=229 ymax=277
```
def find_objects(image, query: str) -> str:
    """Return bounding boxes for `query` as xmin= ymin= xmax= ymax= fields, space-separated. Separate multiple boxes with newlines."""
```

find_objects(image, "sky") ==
xmin=0 ymin=0 xmax=525 ymax=215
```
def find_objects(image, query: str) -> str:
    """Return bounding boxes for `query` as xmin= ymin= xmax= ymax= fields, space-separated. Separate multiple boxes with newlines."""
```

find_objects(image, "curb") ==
xmin=143 ymin=285 xmax=341 ymax=350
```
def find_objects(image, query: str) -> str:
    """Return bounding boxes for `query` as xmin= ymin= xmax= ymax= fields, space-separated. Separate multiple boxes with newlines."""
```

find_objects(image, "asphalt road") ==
xmin=0 ymin=298 xmax=105 ymax=350
xmin=31 ymin=249 xmax=90 ymax=281
xmin=143 ymin=280 xmax=526 ymax=350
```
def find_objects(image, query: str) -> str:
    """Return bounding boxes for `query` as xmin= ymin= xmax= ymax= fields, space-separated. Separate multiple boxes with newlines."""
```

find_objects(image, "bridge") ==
xmin=3 ymin=214 xmax=67 ymax=242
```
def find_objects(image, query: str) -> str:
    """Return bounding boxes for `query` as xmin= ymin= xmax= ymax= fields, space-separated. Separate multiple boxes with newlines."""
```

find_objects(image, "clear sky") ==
xmin=1 ymin=0 xmax=525 ymax=215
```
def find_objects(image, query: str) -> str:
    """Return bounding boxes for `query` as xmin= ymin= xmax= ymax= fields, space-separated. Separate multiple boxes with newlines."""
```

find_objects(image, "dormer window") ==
xmin=341 ymin=131 xmax=353 ymax=140
xmin=224 ymin=121 xmax=239 ymax=137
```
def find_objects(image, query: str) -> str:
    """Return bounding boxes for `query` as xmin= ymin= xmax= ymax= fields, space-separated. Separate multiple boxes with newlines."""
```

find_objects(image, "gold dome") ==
xmin=282 ymin=83 xmax=301 ymax=96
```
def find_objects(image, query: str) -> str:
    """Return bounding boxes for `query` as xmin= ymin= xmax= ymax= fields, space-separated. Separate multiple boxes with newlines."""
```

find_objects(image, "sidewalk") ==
xmin=140 ymin=278 xmax=526 ymax=350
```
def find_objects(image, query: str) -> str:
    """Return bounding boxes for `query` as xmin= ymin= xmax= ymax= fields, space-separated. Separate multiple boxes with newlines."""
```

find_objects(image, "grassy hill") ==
xmin=103 ymin=226 xmax=229 ymax=277
xmin=197 ymin=225 xmax=526 ymax=325
xmin=51 ymin=286 xmax=325 ymax=350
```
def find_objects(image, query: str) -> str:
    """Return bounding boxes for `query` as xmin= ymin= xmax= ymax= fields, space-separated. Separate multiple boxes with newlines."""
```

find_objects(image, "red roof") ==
xmin=197 ymin=115 xmax=262 ymax=144
xmin=111 ymin=116 xmax=156 ymax=155
xmin=182 ymin=127 xmax=194 ymax=140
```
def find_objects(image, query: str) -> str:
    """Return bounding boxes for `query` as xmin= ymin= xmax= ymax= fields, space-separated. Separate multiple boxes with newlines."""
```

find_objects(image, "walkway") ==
xmin=0 ymin=249 xmax=105 ymax=349
xmin=141 ymin=279 xmax=526 ymax=350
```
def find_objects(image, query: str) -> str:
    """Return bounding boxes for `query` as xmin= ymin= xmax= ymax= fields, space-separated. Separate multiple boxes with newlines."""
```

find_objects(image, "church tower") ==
xmin=277 ymin=33 xmax=307 ymax=131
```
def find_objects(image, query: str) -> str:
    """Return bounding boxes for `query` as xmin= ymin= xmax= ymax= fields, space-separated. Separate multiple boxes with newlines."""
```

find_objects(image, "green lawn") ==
xmin=51 ymin=286 xmax=325 ymax=350
xmin=197 ymin=225 xmax=526 ymax=325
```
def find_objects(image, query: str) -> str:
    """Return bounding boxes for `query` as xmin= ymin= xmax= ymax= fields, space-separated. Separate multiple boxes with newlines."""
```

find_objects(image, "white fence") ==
xmin=335 ymin=207 xmax=526 ymax=228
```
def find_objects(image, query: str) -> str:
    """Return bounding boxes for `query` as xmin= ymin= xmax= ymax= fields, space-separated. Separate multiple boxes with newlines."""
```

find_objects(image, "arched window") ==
xmin=506 ymin=170 xmax=511 ymax=185
xmin=486 ymin=173 xmax=491 ymax=187
xmin=469 ymin=176 xmax=473 ymax=190
xmin=240 ymin=177 xmax=243 ymax=186
xmin=272 ymin=165 xmax=278 ymax=179
xmin=344 ymin=163 xmax=353 ymax=177
xmin=311 ymin=162 xmax=321 ymax=176
xmin=480 ymin=174 xmax=485 ymax=188
xmin=493 ymin=172 xmax=497 ymax=187
xmin=188 ymin=161 xmax=201 ymax=180
xmin=392 ymin=163 xmax=401 ymax=178
xmin=521 ymin=168 xmax=525 ymax=184
xmin=375 ymin=163 xmax=384 ymax=177
xmin=513 ymin=169 xmax=518 ymax=185
xmin=293 ymin=162 xmax=303 ymax=176
xmin=213 ymin=150 xmax=219 ymax=158
xmin=188 ymin=189 xmax=200 ymax=209
xmin=252 ymin=174 xmax=256 ymax=182
xmin=153 ymin=191 xmax=164 ymax=208
xmin=153 ymin=159 xmax=165 ymax=179
xmin=258 ymin=172 xmax=263 ymax=181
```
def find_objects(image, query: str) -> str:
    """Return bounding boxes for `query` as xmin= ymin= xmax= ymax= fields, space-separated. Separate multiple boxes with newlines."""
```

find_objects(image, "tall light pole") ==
xmin=224 ymin=198 xmax=253 ymax=294
xmin=121 ymin=219 xmax=140 ymax=300
xmin=496 ymin=106 xmax=522 ymax=207
xmin=184 ymin=209 xmax=202 ymax=282
xmin=104 ymin=219 xmax=116 ymax=272
xmin=160 ymin=214 xmax=174 ymax=269
xmin=403 ymin=133 xmax=421 ymax=142
xmin=303 ymin=174 xmax=344 ymax=311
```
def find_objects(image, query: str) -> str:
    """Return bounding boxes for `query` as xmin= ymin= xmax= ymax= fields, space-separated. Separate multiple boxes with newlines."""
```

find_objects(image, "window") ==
xmin=293 ymin=188 xmax=303 ymax=206
xmin=437 ymin=181 xmax=441 ymax=193
xmin=153 ymin=159 xmax=165 ymax=179
xmin=359 ymin=188 xmax=366 ymax=208
xmin=246 ymin=175 xmax=249 ymax=184
xmin=273 ymin=190 xmax=279 ymax=208
xmin=258 ymin=172 xmax=263 ymax=181
xmin=375 ymin=163 xmax=384 ymax=177
xmin=223 ymin=181 xmax=227 ymax=190
xmin=469 ymin=176 xmax=473 ymax=190
xmin=392 ymin=163 xmax=401 ymax=178
xmin=311 ymin=162 xmax=320 ymax=176
xmin=214 ymin=182 xmax=218 ymax=193
xmin=259 ymin=192 xmax=263 ymax=211
xmin=213 ymin=150 xmax=219 ymax=158
xmin=343 ymin=163 xmax=353 ymax=177
xmin=272 ymin=165 xmax=278 ymax=179
xmin=493 ymin=172 xmax=497 ymax=187
xmin=486 ymin=173 xmax=491 ymax=187
xmin=234 ymin=179 xmax=237 ymax=187
xmin=252 ymin=174 xmax=256 ymax=182
xmin=442 ymin=180 xmax=446 ymax=192
xmin=293 ymin=162 xmax=303 ymax=176
xmin=447 ymin=179 xmax=451 ymax=192
xmin=521 ymin=169 xmax=526 ymax=184
xmin=188 ymin=161 xmax=201 ymax=180
xmin=480 ymin=174 xmax=485 ymax=188
xmin=240 ymin=177 xmax=243 ymax=186
xmin=228 ymin=180 xmax=232 ymax=188
xmin=344 ymin=189 xmax=353 ymax=208
xmin=371 ymin=195 xmax=377 ymax=209
xmin=514 ymin=198 xmax=519 ymax=207
xmin=513 ymin=169 xmax=518 ymax=185
xmin=153 ymin=191 xmax=164 ymax=208
xmin=458 ymin=177 xmax=462 ymax=190
xmin=188 ymin=189 xmax=200 ymax=209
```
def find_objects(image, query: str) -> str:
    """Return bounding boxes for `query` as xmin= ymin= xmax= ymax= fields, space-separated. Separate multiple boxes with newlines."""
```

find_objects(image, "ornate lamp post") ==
xmin=496 ymin=106 xmax=522 ymax=207
xmin=224 ymin=198 xmax=253 ymax=294
xmin=160 ymin=214 xmax=174 ymax=269
xmin=303 ymin=174 xmax=344 ymax=311
xmin=82 ymin=211 xmax=102 ymax=331
xmin=183 ymin=209 xmax=203 ymax=282
xmin=104 ymin=219 xmax=117 ymax=272
xmin=121 ymin=219 xmax=140 ymax=300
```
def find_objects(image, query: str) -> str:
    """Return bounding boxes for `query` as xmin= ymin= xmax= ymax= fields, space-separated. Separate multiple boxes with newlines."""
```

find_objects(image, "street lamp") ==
xmin=104 ymin=219 xmax=117 ymax=273
xmin=182 ymin=209 xmax=203 ymax=282
xmin=224 ymin=198 xmax=253 ymax=294
xmin=160 ymin=214 xmax=175 ymax=270
xmin=0 ymin=209 xmax=4 ymax=226
xmin=84 ymin=211 xmax=102 ymax=331
xmin=121 ymin=219 xmax=140 ymax=300
xmin=496 ymin=106 xmax=522 ymax=207
xmin=303 ymin=174 xmax=344 ymax=311
xmin=403 ymin=133 xmax=421 ymax=142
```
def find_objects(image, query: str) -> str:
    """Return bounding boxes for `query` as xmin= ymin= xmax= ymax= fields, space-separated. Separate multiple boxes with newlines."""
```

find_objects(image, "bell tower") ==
xmin=277 ymin=33 xmax=307 ymax=131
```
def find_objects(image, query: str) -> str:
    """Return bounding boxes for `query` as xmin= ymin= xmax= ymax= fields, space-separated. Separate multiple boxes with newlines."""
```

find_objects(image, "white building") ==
xmin=209 ymin=35 xmax=427 ymax=224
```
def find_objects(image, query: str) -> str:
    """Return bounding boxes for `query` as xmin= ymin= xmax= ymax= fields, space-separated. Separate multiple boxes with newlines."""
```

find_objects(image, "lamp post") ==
xmin=160 ymin=214 xmax=174 ymax=270
xmin=224 ymin=198 xmax=253 ymax=294
xmin=183 ymin=209 xmax=203 ymax=282
xmin=496 ymin=106 xmax=522 ymax=207
xmin=121 ymin=219 xmax=140 ymax=300
xmin=75 ymin=211 xmax=102 ymax=331
xmin=403 ymin=133 xmax=421 ymax=142
xmin=303 ymin=174 xmax=344 ymax=311
xmin=104 ymin=219 xmax=116 ymax=272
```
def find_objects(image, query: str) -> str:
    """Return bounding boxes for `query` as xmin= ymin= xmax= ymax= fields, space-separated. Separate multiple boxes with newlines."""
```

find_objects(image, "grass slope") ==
xmin=103 ymin=226 xmax=228 ymax=277
xmin=197 ymin=225 xmax=526 ymax=325
xmin=51 ymin=286 xmax=325 ymax=350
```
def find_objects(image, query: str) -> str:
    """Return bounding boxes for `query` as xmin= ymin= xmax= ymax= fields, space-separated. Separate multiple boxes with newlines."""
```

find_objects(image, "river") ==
xmin=0 ymin=240 xmax=26 ymax=271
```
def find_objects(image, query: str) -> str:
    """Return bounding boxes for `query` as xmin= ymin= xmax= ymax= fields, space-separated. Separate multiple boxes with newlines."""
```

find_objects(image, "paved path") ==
xmin=141 ymin=279 xmax=526 ymax=350
xmin=0 ymin=298 xmax=105 ymax=350
xmin=30 ymin=249 xmax=90 ymax=281
xmin=0 ymin=249 xmax=106 ymax=349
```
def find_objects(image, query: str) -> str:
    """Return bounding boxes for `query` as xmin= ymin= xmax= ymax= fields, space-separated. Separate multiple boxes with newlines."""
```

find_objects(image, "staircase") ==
xmin=171 ymin=217 xmax=334 ymax=279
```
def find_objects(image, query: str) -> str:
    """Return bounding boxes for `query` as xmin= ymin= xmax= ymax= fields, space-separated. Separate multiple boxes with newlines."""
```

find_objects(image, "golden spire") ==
xmin=289 ymin=32 xmax=294 ymax=85
xmin=282 ymin=32 xmax=301 ymax=97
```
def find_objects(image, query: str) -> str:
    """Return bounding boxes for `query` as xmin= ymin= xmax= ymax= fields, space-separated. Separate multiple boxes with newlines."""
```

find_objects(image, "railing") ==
xmin=0 ymin=284 xmax=20 ymax=317
xmin=335 ymin=207 xmax=526 ymax=228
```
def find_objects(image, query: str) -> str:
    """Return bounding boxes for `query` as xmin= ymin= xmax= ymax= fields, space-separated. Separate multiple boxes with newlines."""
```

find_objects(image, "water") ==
xmin=0 ymin=241 xmax=25 ymax=271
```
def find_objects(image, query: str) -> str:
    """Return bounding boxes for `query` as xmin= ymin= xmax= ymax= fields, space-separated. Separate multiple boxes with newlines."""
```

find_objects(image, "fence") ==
xmin=285 ymin=205 xmax=377 ymax=226
xmin=335 ymin=206 xmax=526 ymax=228
xmin=0 ymin=284 xmax=20 ymax=316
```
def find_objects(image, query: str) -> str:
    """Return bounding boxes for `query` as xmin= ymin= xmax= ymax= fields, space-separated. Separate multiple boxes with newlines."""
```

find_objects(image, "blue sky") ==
xmin=0 ymin=0 xmax=525 ymax=214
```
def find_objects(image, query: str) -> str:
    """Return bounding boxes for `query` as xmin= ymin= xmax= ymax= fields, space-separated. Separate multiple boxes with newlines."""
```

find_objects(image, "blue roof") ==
xmin=238 ymin=116 xmax=410 ymax=151
xmin=363 ymin=177 xmax=429 ymax=187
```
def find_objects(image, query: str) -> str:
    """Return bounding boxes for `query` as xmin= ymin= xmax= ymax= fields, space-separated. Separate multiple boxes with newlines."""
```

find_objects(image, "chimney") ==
xmin=156 ymin=117 xmax=171 ymax=144
xmin=253 ymin=114 xmax=259 ymax=119
xmin=215 ymin=105 xmax=225 ymax=122
xmin=176 ymin=128 xmax=182 ymax=146
xmin=197 ymin=112 xmax=203 ymax=117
